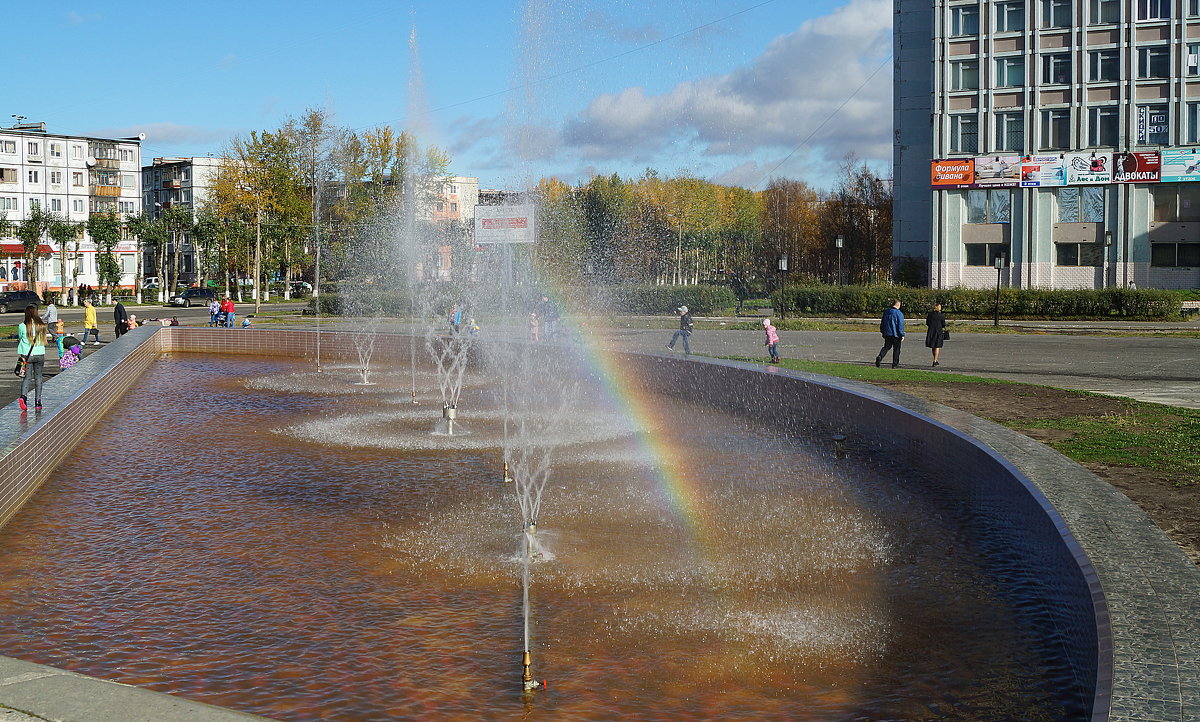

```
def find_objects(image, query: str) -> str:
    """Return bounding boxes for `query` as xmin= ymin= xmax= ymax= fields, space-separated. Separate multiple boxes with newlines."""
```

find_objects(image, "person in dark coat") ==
xmin=874 ymin=299 xmax=905 ymax=368
xmin=924 ymin=302 xmax=948 ymax=367
xmin=666 ymin=305 xmax=694 ymax=356
xmin=113 ymin=301 xmax=129 ymax=338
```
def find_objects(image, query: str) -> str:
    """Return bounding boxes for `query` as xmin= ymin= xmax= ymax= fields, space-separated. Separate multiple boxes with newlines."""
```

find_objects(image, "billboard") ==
xmin=1112 ymin=151 xmax=1161 ymax=183
xmin=1160 ymin=148 xmax=1200 ymax=183
xmin=931 ymin=159 xmax=974 ymax=188
xmin=973 ymin=155 xmax=1021 ymax=187
xmin=1065 ymin=152 xmax=1112 ymax=185
xmin=1020 ymin=155 xmax=1067 ymax=187
xmin=474 ymin=205 xmax=537 ymax=244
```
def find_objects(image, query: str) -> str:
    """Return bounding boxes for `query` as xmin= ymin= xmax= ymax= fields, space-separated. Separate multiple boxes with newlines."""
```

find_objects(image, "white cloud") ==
xmin=554 ymin=0 xmax=893 ymax=180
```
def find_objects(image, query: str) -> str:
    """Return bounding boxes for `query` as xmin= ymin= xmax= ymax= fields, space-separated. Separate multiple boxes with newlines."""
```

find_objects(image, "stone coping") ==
xmin=0 ymin=327 xmax=1193 ymax=720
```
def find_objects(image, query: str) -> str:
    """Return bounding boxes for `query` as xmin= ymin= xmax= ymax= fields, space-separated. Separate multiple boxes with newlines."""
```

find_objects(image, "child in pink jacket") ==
xmin=763 ymin=318 xmax=780 ymax=364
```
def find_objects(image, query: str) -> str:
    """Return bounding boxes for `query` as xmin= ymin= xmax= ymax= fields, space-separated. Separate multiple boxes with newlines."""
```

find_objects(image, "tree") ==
xmin=286 ymin=107 xmax=339 ymax=299
xmin=15 ymin=204 xmax=52 ymax=289
xmin=47 ymin=214 xmax=83 ymax=304
xmin=86 ymin=212 xmax=123 ymax=303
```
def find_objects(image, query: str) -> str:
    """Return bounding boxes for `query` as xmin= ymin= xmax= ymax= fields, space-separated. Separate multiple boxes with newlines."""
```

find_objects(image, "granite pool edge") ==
xmin=0 ymin=328 xmax=1193 ymax=720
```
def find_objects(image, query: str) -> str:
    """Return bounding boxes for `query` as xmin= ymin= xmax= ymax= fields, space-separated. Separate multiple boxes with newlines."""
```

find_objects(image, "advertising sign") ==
xmin=1159 ymin=148 xmax=1200 ymax=183
xmin=1020 ymin=155 xmax=1067 ymax=187
xmin=972 ymin=155 xmax=1021 ymax=187
xmin=930 ymin=159 xmax=975 ymax=188
xmin=1137 ymin=106 xmax=1169 ymax=144
xmin=1112 ymin=151 xmax=1161 ymax=183
xmin=1064 ymin=152 xmax=1112 ymax=184
xmin=473 ymin=204 xmax=537 ymax=244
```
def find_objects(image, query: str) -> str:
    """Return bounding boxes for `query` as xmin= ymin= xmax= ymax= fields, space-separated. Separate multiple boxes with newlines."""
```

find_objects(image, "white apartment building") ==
xmin=895 ymin=0 xmax=1200 ymax=290
xmin=141 ymin=156 xmax=222 ymax=282
xmin=0 ymin=122 xmax=142 ymax=294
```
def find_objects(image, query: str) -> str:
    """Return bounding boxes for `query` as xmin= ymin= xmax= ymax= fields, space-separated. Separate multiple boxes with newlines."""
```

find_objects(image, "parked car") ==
xmin=169 ymin=287 xmax=217 ymax=307
xmin=0 ymin=290 xmax=44 ymax=314
xmin=291 ymin=281 xmax=313 ymax=295
xmin=142 ymin=277 xmax=161 ymax=290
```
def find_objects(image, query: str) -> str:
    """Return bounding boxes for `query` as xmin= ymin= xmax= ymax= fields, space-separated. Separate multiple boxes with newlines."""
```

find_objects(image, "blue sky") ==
xmin=6 ymin=0 xmax=892 ymax=190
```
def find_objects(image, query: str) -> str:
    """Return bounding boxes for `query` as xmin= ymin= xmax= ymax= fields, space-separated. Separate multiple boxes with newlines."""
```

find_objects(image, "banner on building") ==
xmin=1065 ymin=152 xmax=1112 ymax=184
xmin=930 ymin=159 xmax=975 ymax=188
xmin=1112 ymin=151 xmax=1161 ymax=183
xmin=1137 ymin=106 xmax=1169 ymax=144
xmin=474 ymin=205 xmax=537 ymax=244
xmin=1020 ymin=155 xmax=1067 ymax=187
xmin=1159 ymin=148 xmax=1200 ymax=183
xmin=972 ymin=155 xmax=1021 ymax=187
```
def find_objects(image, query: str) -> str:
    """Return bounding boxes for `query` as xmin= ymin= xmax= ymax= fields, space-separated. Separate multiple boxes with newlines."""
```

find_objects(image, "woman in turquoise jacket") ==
xmin=17 ymin=304 xmax=47 ymax=412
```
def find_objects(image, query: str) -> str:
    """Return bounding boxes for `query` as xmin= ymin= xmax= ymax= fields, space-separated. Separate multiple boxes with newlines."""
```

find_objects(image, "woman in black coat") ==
xmin=924 ymin=303 xmax=947 ymax=367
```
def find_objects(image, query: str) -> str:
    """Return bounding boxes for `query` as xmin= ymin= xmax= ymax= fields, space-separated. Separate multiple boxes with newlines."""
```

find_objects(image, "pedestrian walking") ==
xmin=222 ymin=297 xmax=236 ymax=328
xmin=16 ymin=305 xmax=47 ymax=412
xmin=81 ymin=299 xmax=101 ymax=345
xmin=763 ymin=318 xmax=781 ymax=364
xmin=44 ymin=302 xmax=59 ymax=354
xmin=529 ymin=312 xmax=540 ymax=342
xmin=666 ymin=305 xmax=694 ymax=356
xmin=536 ymin=295 xmax=559 ymax=340
xmin=208 ymin=298 xmax=220 ymax=327
xmin=924 ymin=302 xmax=948 ymax=367
xmin=114 ymin=301 xmax=129 ymax=338
xmin=874 ymin=299 xmax=905 ymax=369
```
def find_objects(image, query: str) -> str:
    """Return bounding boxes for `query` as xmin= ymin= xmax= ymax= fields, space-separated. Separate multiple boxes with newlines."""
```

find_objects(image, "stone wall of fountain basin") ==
xmin=7 ymin=327 xmax=1200 ymax=721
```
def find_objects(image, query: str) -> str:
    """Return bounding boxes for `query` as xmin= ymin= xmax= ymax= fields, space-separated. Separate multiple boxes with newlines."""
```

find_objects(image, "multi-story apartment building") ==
xmin=0 ymin=122 xmax=142 ymax=294
xmin=141 ymin=156 xmax=222 ymax=283
xmin=895 ymin=0 xmax=1200 ymax=290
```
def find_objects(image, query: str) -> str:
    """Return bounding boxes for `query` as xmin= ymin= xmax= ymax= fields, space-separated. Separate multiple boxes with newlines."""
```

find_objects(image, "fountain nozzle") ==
xmin=832 ymin=434 xmax=847 ymax=459
xmin=442 ymin=404 xmax=457 ymax=435
xmin=503 ymin=460 xmax=513 ymax=483
xmin=522 ymin=650 xmax=539 ymax=691
xmin=411 ymin=389 xmax=418 ymax=405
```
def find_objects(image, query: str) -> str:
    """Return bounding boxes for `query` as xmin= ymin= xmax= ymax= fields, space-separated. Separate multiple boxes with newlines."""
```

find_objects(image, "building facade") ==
xmin=895 ymin=0 xmax=1200 ymax=290
xmin=0 ymin=122 xmax=142 ymax=294
xmin=141 ymin=156 xmax=222 ymax=284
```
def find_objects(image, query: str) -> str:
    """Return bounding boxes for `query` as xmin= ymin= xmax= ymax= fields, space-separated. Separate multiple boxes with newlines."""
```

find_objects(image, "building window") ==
xmin=436 ymin=202 xmax=444 ymax=212
xmin=49 ymin=143 xmax=62 ymax=158
xmin=1188 ymin=102 xmax=1200 ymax=143
xmin=951 ymin=5 xmax=980 ymax=35
xmin=996 ymin=1 xmax=1026 ymax=31
xmin=1138 ymin=46 xmax=1170 ymax=78
xmin=0 ymin=141 xmax=15 ymax=154
xmin=950 ymin=114 xmax=979 ymax=152
xmin=449 ymin=184 xmax=458 ymax=194
xmin=27 ymin=170 xmax=39 ymax=184
xmin=29 ymin=198 xmax=39 ymax=210
xmin=966 ymin=243 xmax=1011 ymax=265
xmin=996 ymin=112 xmax=1025 ymax=151
xmin=1058 ymin=186 xmax=1106 ymax=222
xmin=49 ymin=171 xmax=62 ymax=185
xmin=27 ymin=142 xmax=39 ymax=156
xmin=1089 ymin=105 xmax=1120 ymax=146
xmin=72 ymin=171 xmax=84 ymax=187
xmin=1041 ymin=109 xmax=1071 ymax=148
xmin=966 ymin=189 xmax=1013 ymax=223
xmin=1152 ymin=184 xmax=1200 ymax=221
xmin=50 ymin=198 xmax=62 ymax=212
xmin=950 ymin=60 xmax=980 ymax=90
xmin=0 ymin=168 xmax=16 ymax=183
xmin=1090 ymin=0 xmax=1120 ymax=23
xmin=1042 ymin=53 xmax=1072 ymax=84
xmin=1138 ymin=0 xmax=1170 ymax=20
xmin=1138 ymin=103 xmax=1169 ymax=145
xmin=1042 ymin=0 xmax=1072 ymax=26
xmin=450 ymin=202 xmax=458 ymax=212
xmin=1089 ymin=49 xmax=1121 ymax=81
xmin=1191 ymin=0 xmax=1200 ymax=15
xmin=72 ymin=199 xmax=84 ymax=213
xmin=995 ymin=56 xmax=1025 ymax=87
xmin=1152 ymin=243 xmax=1200 ymax=266
xmin=0 ymin=197 xmax=16 ymax=211
xmin=1187 ymin=44 xmax=1200 ymax=75
xmin=1056 ymin=242 xmax=1103 ymax=265
xmin=72 ymin=144 xmax=83 ymax=159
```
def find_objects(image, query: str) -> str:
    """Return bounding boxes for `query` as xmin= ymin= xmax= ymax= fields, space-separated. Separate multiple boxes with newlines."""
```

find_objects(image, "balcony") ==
xmin=90 ymin=185 xmax=121 ymax=197
xmin=162 ymin=180 xmax=181 ymax=189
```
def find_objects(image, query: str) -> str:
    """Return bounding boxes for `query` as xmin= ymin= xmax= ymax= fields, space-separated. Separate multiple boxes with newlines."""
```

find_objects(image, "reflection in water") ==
xmin=0 ymin=355 xmax=1079 ymax=720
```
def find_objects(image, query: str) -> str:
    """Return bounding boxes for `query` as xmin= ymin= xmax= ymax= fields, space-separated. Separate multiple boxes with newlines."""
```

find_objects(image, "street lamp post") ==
xmin=1102 ymin=229 xmax=1113 ymax=288
xmin=777 ymin=253 xmax=789 ymax=320
xmin=993 ymin=253 xmax=1005 ymax=327
xmin=835 ymin=235 xmax=844 ymax=286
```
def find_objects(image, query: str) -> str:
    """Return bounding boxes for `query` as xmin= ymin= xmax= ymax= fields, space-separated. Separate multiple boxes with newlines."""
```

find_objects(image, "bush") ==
xmin=601 ymin=284 xmax=737 ymax=315
xmin=777 ymin=284 xmax=1181 ymax=320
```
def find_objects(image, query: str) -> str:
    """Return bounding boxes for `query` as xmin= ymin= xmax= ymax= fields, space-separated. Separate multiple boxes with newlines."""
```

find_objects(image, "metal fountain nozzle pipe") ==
xmin=522 ymin=650 xmax=538 ymax=690
xmin=832 ymin=433 xmax=847 ymax=459
xmin=442 ymin=404 xmax=457 ymax=420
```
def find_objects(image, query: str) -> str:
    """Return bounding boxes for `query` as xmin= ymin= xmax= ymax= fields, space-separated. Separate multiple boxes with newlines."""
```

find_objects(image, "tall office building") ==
xmin=894 ymin=0 xmax=1200 ymax=290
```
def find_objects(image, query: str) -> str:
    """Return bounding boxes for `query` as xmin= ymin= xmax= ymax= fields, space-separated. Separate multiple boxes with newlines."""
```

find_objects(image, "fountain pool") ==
xmin=0 ymin=353 xmax=1088 ymax=720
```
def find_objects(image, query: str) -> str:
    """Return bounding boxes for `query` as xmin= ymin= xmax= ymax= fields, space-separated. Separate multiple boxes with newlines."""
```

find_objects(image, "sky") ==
xmin=6 ymin=0 xmax=892 ymax=191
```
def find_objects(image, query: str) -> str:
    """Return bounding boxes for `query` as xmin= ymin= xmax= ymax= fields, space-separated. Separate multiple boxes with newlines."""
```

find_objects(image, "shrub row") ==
xmin=776 ymin=285 xmax=1182 ymax=319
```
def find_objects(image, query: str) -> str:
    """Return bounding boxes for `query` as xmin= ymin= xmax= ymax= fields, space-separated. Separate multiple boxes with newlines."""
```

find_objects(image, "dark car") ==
xmin=169 ymin=287 xmax=216 ymax=308
xmin=0 ymin=290 xmax=43 ymax=314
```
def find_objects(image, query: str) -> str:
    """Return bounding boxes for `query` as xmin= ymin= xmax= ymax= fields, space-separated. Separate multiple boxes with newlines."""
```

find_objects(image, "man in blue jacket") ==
xmin=875 ymin=299 xmax=905 ymax=368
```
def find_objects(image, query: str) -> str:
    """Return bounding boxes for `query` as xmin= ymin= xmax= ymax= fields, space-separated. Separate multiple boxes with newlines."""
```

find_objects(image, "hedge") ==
xmin=776 ymin=285 xmax=1181 ymax=320
xmin=308 ymin=283 xmax=737 ymax=317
